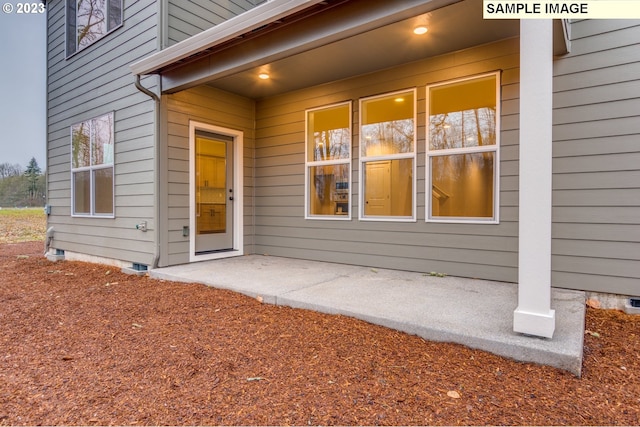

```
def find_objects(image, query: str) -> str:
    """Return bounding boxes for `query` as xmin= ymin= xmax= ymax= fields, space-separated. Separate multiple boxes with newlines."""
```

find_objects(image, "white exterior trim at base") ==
xmin=47 ymin=249 xmax=133 ymax=269
xmin=514 ymin=19 xmax=556 ymax=339
xmin=514 ymin=307 xmax=556 ymax=339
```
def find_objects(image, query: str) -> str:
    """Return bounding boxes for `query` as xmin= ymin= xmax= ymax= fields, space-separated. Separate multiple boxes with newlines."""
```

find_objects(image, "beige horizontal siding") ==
xmin=166 ymin=0 xmax=265 ymax=45
xmin=161 ymin=85 xmax=256 ymax=266
xmin=252 ymin=38 xmax=520 ymax=283
xmin=46 ymin=0 xmax=159 ymax=266
xmin=551 ymin=20 xmax=640 ymax=296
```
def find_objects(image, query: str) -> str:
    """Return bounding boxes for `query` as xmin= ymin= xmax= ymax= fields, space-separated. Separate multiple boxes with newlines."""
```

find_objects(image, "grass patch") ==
xmin=0 ymin=208 xmax=47 ymax=244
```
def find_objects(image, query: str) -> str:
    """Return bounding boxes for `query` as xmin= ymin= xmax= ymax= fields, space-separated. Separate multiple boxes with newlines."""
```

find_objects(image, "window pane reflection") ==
xmin=309 ymin=164 xmax=349 ymax=216
xmin=72 ymin=122 xmax=91 ymax=168
xmin=429 ymin=75 xmax=497 ymax=151
xmin=94 ymin=167 xmax=114 ymax=214
xmin=363 ymin=158 xmax=413 ymax=217
xmin=307 ymin=104 xmax=350 ymax=162
xmin=361 ymin=91 xmax=414 ymax=157
xmin=73 ymin=170 xmax=91 ymax=215
xmin=77 ymin=0 xmax=108 ymax=49
xmin=431 ymin=153 xmax=494 ymax=218
xmin=92 ymin=114 xmax=114 ymax=165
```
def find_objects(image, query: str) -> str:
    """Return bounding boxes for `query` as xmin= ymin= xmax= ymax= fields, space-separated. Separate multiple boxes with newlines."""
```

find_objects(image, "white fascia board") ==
xmin=130 ymin=0 xmax=326 ymax=76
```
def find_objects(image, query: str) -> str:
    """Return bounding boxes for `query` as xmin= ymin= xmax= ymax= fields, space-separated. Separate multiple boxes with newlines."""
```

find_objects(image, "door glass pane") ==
xmin=196 ymin=137 xmax=227 ymax=235
xmin=431 ymin=152 xmax=494 ymax=218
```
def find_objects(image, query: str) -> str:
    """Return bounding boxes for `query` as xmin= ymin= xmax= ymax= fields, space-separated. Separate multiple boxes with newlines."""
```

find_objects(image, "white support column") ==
xmin=514 ymin=19 xmax=556 ymax=339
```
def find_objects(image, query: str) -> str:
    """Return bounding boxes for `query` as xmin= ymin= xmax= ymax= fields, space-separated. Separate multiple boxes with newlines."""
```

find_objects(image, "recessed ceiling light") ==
xmin=258 ymin=73 xmax=270 ymax=80
xmin=395 ymin=97 xmax=404 ymax=103
xmin=413 ymin=26 xmax=428 ymax=35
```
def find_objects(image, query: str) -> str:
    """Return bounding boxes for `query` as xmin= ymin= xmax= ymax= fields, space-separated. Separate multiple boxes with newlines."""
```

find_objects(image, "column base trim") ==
xmin=514 ymin=307 xmax=556 ymax=339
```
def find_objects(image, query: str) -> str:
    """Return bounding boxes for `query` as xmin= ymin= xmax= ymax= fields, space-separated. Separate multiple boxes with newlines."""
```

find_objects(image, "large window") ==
xmin=305 ymin=102 xmax=352 ymax=219
xmin=71 ymin=112 xmax=114 ymax=217
xmin=359 ymin=89 xmax=416 ymax=220
xmin=66 ymin=0 xmax=123 ymax=56
xmin=427 ymin=72 xmax=500 ymax=222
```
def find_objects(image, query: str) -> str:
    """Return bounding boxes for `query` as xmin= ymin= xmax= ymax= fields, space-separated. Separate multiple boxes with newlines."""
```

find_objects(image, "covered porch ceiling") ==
xmin=132 ymin=0 xmax=568 ymax=99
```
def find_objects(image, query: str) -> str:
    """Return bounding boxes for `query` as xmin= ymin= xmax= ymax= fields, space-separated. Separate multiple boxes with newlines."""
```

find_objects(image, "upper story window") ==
xmin=359 ymin=89 xmax=416 ymax=221
xmin=427 ymin=72 xmax=500 ymax=223
xmin=305 ymin=102 xmax=352 ymax=219
xmin=66 ymin=0 xmax=123 ymax=56
xmin=71 ymin=112 xmax=115 ymax=217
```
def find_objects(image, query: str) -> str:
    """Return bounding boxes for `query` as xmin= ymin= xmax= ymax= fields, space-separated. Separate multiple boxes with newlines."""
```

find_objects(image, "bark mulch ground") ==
xmin=1 ymin=241 xmax=639 ymax=426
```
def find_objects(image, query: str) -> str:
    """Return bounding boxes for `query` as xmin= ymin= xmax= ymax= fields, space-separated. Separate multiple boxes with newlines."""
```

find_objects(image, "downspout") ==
xmin=134 ymin=74 xmax=161 ymax=269
xmin=130 ymin=0 xmax=164 ymax=269
xmin=135 ymin=74 xmax=160 ymax=103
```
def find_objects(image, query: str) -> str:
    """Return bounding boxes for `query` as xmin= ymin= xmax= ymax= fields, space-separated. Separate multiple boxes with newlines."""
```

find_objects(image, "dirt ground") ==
xmin=0 ymin=209 xmax=47 ymax=245
xmin=1 ymin=241 xmax=639 ymax=426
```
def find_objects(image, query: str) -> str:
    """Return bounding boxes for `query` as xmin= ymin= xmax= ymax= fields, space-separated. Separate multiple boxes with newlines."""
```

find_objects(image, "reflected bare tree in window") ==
xmin=68 ymin=0 xmax=122 ymax=54
xmin=429 ymin=107 xmax=496 ymax=151
xmin=71 ymin=112 xmax=115 ymax=216
xmin=77 ymin=0 xmax=107 ymax=49
xmin=91 ymin=113 xmax=114 ymax=166
xmin=313 ymin=128 xmax=350 ymax=161
xmin=72 ymin=122 xmax=90 ymax=169
xmin=428 ymin=73 xmax=498 ymax=219
xmin=362 ymin=119 xmax=414 ymax=156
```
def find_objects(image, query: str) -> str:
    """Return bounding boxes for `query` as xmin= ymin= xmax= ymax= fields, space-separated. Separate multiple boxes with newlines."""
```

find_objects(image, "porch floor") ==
xmin=150 ymin=255 xmax=586 ymax=376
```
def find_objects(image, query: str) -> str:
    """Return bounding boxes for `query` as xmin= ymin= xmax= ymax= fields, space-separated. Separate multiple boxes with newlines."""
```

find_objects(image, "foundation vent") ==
xmin=122 ymin=263 xmax=148 ymax=276
xmin=132 ymin=263 xmax=148 ymax=272
xmin=624 ymin=298 xmax=640 ymax=315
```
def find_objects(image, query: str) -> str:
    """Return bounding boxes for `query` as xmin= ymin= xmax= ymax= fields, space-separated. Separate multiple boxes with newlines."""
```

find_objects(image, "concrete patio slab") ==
xmin=150 ymin=255 xmax=586 ymax=376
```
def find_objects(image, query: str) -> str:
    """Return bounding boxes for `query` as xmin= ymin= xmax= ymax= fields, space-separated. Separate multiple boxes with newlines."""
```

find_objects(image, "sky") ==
xmin=0 ymin=1 xmax=47 ymax=170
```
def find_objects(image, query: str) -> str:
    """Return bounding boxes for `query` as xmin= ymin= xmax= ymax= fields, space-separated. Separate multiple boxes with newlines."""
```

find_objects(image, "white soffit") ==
xmin=130 ymin=0 xmax=327 ymax=75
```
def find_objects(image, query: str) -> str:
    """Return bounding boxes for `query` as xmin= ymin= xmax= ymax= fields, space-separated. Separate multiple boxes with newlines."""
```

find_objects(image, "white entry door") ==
xmin=190 ymin=122 xmax=243 ymax=261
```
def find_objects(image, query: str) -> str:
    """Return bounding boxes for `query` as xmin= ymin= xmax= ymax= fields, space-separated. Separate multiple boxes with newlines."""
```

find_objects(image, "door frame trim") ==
xmin=189 ymin=121 xmax=244 ymax=262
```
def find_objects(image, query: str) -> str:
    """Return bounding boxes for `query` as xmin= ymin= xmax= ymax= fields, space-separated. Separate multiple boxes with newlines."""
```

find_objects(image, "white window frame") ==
xmin=426 ymin=72 xmax=501 ymax=224
xmin=66 ymin=0 xmax=124 ymax=57
xmin=304 ymin=101 xmax=352 ymax=220
xmin=70 ymin=112 xmax=115 ymax=218
xmin=358 ymin=89 xmax=417 ymax=222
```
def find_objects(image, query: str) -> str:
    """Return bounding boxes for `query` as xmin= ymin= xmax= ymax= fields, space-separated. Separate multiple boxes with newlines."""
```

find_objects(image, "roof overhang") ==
xmin=130 ymin=0 xmax=329 ymax=76
xmin=130 ymin=0 xmax=569 ymax=98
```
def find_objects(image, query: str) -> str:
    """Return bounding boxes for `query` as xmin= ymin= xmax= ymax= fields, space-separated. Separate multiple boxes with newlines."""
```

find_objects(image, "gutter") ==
xmin=130 ymin=0 xmax=326 ymax=75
